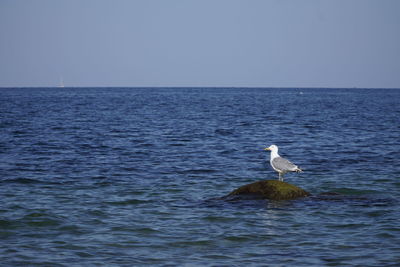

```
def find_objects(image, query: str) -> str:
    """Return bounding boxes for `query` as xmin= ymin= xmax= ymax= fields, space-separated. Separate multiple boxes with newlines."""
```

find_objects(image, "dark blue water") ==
xmin=1 ymin=87 xmax=399 ymax=266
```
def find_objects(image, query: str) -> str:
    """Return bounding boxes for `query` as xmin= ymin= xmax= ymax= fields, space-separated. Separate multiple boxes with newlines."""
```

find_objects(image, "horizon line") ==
xmin=1 ymin=86 xmax=399 ymax=90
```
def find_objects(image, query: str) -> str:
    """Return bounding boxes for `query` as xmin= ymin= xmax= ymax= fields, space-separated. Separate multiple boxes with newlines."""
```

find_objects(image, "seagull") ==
xmin=264 ymin=145 xmax=302 ymax=181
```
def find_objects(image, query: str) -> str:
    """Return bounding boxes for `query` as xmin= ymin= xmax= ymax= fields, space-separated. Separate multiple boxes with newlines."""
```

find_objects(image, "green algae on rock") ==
xmin=226 ymin=180 xmax=311 ymax=201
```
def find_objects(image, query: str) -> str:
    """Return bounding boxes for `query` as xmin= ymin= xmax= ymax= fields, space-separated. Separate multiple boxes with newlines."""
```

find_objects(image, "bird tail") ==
xmin=295 ymin=167 xmax=303 ymax=173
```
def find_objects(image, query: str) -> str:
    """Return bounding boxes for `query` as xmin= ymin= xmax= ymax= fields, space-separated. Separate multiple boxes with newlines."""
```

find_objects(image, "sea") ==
xmin=0 ymin=87 xmax=399 ymax=266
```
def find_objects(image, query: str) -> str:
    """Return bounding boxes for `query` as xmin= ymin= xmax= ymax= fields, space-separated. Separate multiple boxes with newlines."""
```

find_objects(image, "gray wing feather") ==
xmin=272 ymin=157 xmax=298 ymax=172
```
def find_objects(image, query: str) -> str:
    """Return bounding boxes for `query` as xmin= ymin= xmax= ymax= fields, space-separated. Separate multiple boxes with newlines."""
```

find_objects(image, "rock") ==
xmin=225 ymin=180 xmax=311 ymax=201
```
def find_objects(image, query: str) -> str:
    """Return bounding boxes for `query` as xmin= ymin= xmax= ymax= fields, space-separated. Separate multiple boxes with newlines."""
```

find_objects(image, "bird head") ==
xmin=264 ymin=144 xmax=278 ymax=152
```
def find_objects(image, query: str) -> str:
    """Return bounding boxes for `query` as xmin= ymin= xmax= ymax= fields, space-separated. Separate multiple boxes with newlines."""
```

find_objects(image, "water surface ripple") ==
xmin=1 ymin=88 xmax=399 ymax=266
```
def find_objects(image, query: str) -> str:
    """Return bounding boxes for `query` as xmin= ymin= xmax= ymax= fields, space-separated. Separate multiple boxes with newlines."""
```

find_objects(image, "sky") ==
xmin=1 ymin=0 xmax=399 ymax=88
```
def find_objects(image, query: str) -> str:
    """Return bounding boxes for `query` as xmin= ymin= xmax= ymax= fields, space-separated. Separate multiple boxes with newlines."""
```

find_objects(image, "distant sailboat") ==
xmin=59 ymin=77 xmax=65 ymax=88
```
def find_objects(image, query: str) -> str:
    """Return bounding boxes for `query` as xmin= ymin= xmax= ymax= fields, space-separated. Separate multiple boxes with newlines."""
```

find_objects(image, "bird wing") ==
xmin=272 ymin=157 xmax=298 ymax=172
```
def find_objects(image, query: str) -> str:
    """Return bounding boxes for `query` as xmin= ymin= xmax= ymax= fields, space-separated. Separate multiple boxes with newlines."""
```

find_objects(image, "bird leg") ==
xmin=278 ymin=173 xmax=284 ymax=182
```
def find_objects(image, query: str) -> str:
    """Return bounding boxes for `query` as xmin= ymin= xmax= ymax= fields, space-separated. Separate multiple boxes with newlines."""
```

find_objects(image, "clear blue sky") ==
xmin=1 ymin=0 xmax=399 ymax=88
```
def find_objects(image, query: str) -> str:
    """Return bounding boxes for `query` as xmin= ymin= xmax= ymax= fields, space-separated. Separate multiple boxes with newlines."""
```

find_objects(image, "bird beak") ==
xmin=264 ymin=147 xmax=270 ymax=151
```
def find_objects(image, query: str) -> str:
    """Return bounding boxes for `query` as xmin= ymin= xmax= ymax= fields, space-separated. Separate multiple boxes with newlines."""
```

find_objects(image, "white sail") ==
xmin=59 ymin=77 xmax=64 ymax=88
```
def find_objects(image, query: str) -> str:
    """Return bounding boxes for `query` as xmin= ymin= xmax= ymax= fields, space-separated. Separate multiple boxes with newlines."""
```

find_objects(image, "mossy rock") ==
xmin=225 ymin=180 xmax=311 ymax=201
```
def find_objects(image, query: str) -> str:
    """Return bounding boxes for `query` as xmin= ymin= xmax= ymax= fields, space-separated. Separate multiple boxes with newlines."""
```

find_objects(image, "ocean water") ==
xmin=0 ymin=87 xmax=399 ymax=266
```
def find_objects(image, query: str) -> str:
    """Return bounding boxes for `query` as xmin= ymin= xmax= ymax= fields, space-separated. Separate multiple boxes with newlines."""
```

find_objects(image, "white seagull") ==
xmin=264 ymin=145 xmax=302 ymax=181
